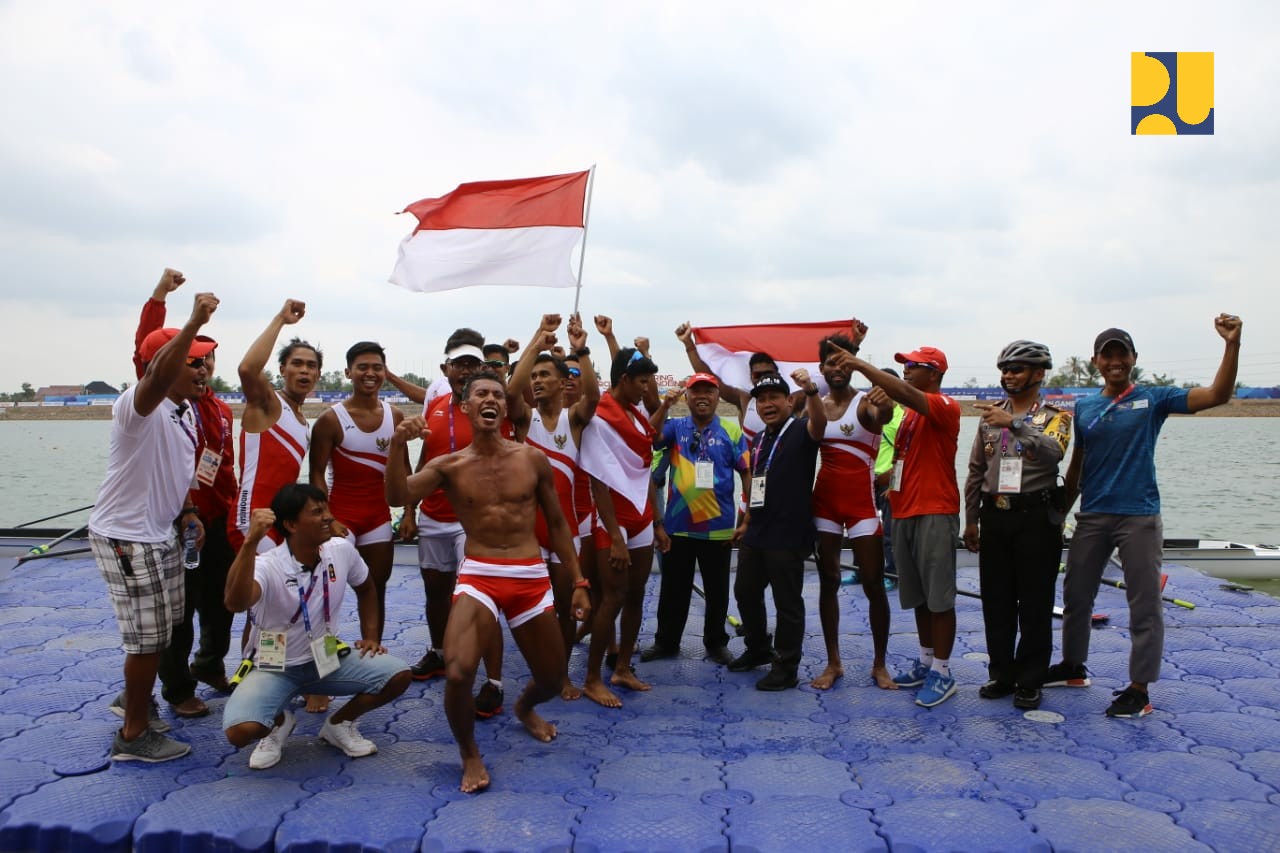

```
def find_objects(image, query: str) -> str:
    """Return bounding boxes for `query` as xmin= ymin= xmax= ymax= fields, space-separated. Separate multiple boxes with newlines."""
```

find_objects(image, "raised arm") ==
xmin=385 ymin=415 xmax=443 ymax=507
xmin=634 ymin=335 xmax=661 ymax=414
xmin=224 ymin=508 xmax=269 ymax=612
xmin=594 ymin=314 xmax=621 ymax=361
xmin=1186 ymin=314 xmax=1242 ymax=413
xmin=133 ymin=268 xmax=184 ymax=380
xmin=239 ymin=299 xmax=305 ymax=424
xmin=383 ymin=367 xmax=427 ymax=406
xmin=567 ymin=313 xmax=600 ymax=426
xmin=650 ymin=385 xmax=685 ymax=438
xmin=134 ymin=291 xmax=218 ymax=416
xmin=792 ymin=368 xmax=825 ymax=440
xmin=833 ymin=351 xmax=930 ymax=415
xmin=508 ymin=314 xmax=560 ymax=400
xmin=676 ymin=321 xmax=751 ymax=413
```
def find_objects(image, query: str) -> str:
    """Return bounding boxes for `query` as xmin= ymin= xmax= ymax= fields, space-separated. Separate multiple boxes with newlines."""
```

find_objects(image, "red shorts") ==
xmin=330 ymin=498 xmax=392 ymax=545
xmin=812 ymin=475 xmax=881 ymax=538
xmin=454 ymin=557 xmax=554 ymax=629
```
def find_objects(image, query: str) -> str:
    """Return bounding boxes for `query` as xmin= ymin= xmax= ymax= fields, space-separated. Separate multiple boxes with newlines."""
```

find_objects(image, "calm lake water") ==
xmin=2 ymin=415 xmax=1276 ymax=542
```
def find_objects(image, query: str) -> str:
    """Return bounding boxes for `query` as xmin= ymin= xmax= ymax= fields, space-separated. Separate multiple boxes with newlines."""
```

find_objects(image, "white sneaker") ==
xmin=319 ymin=718 xmax=377 ymax=758
xmin=249 ymin=709 xmax=296 ymax=770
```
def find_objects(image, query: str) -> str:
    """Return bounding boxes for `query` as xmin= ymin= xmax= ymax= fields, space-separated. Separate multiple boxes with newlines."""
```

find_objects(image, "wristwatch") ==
xmin=574 ymin=347 xmax=591 ymax=358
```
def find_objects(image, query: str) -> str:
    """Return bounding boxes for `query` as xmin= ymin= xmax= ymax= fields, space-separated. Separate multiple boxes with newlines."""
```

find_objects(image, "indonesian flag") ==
xmin=389 ymin=170 xmax=589 ymax=293
xmin=690 ymin=319 xmax=853 ymax=391
xmin=578 ymin=394 xmax=654 ymax=515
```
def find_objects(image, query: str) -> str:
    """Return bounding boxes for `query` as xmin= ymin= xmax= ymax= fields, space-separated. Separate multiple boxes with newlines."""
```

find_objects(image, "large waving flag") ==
xmin=390 ymin=170 xmax=589 ymax=293
xmin=578 ymin=395 xmax=654 ymax=515
xmin=690 ymin=319 xmax=853 ymax=391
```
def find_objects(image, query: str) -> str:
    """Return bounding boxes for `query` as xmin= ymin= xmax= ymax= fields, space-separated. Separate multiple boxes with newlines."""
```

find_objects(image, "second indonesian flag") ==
xmin=390 ymin=170 xmax=589 ymax=293
xmin=690 ymin=319 xmax=853 ymax=390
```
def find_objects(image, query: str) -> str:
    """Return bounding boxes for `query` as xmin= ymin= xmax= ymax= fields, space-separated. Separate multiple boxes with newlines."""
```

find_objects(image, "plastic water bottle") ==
xmin=182 ymin=521 xmax=201 ymax=570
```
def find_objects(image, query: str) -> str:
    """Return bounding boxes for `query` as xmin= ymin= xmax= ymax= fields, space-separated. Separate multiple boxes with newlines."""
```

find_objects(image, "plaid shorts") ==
xmin=91 ymin=533 xmax=185 ymax=655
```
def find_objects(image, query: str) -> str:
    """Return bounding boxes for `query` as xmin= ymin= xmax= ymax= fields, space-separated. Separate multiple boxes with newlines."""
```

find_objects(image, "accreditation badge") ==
xmin=310 ymin=634 xmax=340 ymax=678
xmin=195 ymin=447 xmax=221 ymax=487
xmin=997 ymin=457 xmax=1023 ymax=494
xmin=695 ymin=461 xmax=715 ymax=490
xmin=890 ymin=460 xmax=903 ymax=492
xmin=257 ymin=631 xmax=287 ymax=672
xmin=749 ymin=476 xmax=767 ymax=508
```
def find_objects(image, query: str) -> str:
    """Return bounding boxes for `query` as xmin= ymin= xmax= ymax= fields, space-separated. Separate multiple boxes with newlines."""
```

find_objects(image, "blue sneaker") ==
xmin=893 ymin=659 xmax=930 ymax=688
xmin=915 ymin=670 xmax=958 ymax=708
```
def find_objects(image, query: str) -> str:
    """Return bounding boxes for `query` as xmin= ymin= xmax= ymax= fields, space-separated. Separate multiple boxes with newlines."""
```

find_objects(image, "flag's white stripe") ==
xmin=694 ymin=344 xmax=828 ymax=395
xmin=390 ymin=225 xmax=582 ymax=293
xmin=577 ymin=419 xmax=649 ymax=516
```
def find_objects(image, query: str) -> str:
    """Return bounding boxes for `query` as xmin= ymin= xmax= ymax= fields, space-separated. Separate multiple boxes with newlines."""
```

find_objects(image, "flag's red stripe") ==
xmin=405 ymin=171 xmax=588 ymax=231
xmin=692 ymin=320 xmax=850 ymax=363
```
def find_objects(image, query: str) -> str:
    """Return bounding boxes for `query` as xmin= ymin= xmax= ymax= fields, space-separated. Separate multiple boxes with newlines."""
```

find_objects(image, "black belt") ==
xmin=982 ymin=490 xmax=1052 ymax=511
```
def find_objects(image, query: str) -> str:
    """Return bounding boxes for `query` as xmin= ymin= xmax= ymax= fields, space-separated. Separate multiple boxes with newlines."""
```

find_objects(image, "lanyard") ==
xmin=174 ymin=403 xmax=198 ymax=452
xmin=894 ymin=409 xmax=921 ymax=463
xmin=752 ymin=418 xmax=793 ymax=477
xmin=447 ymin=401 xmax=458 ymax=452
xmin=1085 ymin=384 xmax=1136 ymax=432
xmin=999 ymin=399 xmax=1041 ymax=455
xmin=290 ymin=564 xmax=330 ymax=639
xmin=689 ymin=422 xmax=713 ymax=461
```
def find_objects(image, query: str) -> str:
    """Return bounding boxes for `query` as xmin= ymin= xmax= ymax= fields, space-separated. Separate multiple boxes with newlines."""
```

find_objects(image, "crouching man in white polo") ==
xmin=222 ymin=483 xmax=412 ymax=769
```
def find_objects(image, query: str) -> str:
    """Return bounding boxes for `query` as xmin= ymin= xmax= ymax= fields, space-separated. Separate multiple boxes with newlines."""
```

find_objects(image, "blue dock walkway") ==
xmin=2 ymin=542 xmax=1280 ymax=851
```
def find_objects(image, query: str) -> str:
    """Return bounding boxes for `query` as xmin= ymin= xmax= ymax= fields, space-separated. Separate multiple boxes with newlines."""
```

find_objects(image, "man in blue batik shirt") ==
xmin=1046 ymin=315 xmax=1242 ymax=719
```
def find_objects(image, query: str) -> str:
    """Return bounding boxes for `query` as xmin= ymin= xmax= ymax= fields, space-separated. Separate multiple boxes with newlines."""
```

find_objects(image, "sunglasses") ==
xmin=484 ymin=360 xmax=507 ymax=369
xmin=999 ymin=364 xmax=1029 ymax=375
xmin=628 ymin=350 xmax=646 ymax=365
xmin=904 ymin=361 xmax=937 ymax=371
xmin=186 ymin=357 xmax=207 ymax=369
xmin=566 ymin=366 xmax=581 ymax=378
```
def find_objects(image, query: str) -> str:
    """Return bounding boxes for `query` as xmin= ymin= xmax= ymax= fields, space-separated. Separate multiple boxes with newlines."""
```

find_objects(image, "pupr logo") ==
xmin=1131 ymin=52 xmax=1213 ymax=135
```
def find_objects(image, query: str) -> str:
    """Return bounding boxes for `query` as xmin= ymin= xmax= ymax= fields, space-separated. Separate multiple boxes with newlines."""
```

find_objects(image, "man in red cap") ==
xmin=641 ymin=371 xmax=750 ymax=666
xmin=89 ymin=280 xmax=219 ymax=762
xmin=826 ymin=344 xmax=961 ymax=708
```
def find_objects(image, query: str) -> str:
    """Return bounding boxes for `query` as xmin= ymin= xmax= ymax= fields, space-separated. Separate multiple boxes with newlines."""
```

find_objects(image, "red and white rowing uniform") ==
xmin=742 ymin=397 xmax=765 ymax=442
xmin=328 ymin=401 xmax=394 ymax=544
xmin=524 ymin=408 xmax=580 ymax=559
xmin=230 ymin=392 xmax=309 ymax=552
xmin=813 ymin=391 xmax=882 ymax=538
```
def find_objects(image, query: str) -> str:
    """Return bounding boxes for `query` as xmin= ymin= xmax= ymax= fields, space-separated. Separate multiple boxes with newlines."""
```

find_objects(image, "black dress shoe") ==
xmin=705 ymin=646 xmax=733 ymax=666
xmin=727 ymin=649 xmax=773 ymax=672
xmin=639 ymin=645 xmax=678 ymax=663
xmin=978 ymin=680 xmax=1016 ymax=699
xmin=1013 ymin=687 xmax=1042 ymax=710
xmin=755 ymin=668 xmax=799 ymax=691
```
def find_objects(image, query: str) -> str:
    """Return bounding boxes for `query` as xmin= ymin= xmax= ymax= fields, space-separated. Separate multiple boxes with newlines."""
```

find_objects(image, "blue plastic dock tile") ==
xmin=1173 ymin=710 xmax=1280 ymax=752
xmin=0 ymin=712 xmax=33 ymax=740
xmin=425 ymin=790 xmax=579 ymax=852
xmin=1029 ymin=797 xmax=1211 ymax=851
xmin=1058 ymin=714 xmax=1195 ymax=754
xmin=0 ymin=716 xmax=118 ymax=776
xmin=1112 ymin=751 xmax=1275 ymax=803
xmin=0 ymin=766 xmax=179 ymax=853
xmin=134 ymin=777 xmax=308 ymax=852
xmin=341 ymin=739 xmax=460 ymax=790
xmin=594 ymin=753 xmax=723 ymax=797
xmin=724 ymin=753 xmax=854 ymax=799
xmin=837 ymin=715 xmax=949 ymax=755
xmin=983 ymin=752 xmax=1128 ymax=802
xmin=1177 ymin=799 xmax=1280 ymax=852
xmin=483 ymin=747 xmax=596 ymax=794
xmin=720 ymin=716 xmax=835 ymax=754
xmin=1174 ymin=648 xmax=1276 ymax=679
xmin=1145 ymin=679 xmax=1239 ymax=714
xmin=945 ymin=715 xmax=1073 ymax=754
xmin=855 ymin=753 xmax=987 ymax=799
xmin=276 ymin=782 xmax=439 ymax=853
xmin=573 ymin=792 xmax=723 ymax=853
xmin=1238 ymin=749 xmax=1280 ymax=792
xmin=877 ymin=797 xmax=1046 ymax=853
xmin=1161 ymin=627 xmax=1226 ymax=652
xmin=0 ymin=757 xmax=56 ymax=809
xmin=726 ymin=795 xmax=884 ymax=852
xmin=1219 ymin=675 xmax=1280 ymax=709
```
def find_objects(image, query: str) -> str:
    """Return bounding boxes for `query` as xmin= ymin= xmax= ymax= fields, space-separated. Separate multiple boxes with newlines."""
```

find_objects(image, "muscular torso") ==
xmin=436 ymin=441 xmax=545 ymax=559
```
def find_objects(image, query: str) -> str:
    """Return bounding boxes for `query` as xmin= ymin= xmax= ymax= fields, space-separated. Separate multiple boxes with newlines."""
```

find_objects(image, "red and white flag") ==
xmin=578 ymin=394 xmax=654 ymax=515
xmin=390 ymin=170 xmax=589 ymax=293
xmin=690 ymin=319 xmax=853 ymax=390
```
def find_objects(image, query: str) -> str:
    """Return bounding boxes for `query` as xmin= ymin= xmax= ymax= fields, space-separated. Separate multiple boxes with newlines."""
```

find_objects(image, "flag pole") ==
xmin=572 ymin=164 xmax=596 ymax=316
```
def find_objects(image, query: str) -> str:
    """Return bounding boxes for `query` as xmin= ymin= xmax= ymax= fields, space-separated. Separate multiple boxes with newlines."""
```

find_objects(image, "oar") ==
xmin=691 ymin=582 xmax=744 ymax=634
xmin=1098 ymin=576 xmax=1195 ymax=609
xmin=12 ymin=504 xmax=95 ymax=529
xmin=16 ymin=524 xmax=89 ymax=563
xmin=15 ymin=546 xmax=91 ymax=564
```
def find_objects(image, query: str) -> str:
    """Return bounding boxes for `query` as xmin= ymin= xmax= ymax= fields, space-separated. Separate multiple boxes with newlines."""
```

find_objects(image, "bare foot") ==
xmin=811 ymin=664 xmax=844 ymax=690
xmin=304 ymin=694 xmax=331 ymax=713
xmin=611 ymin=668 xmax=651 ymax=692
xmin=560 ymin=679 xmax=583 ymax=701
xmin=582 ymin=677 xmax=623 ymax=708
xmin=460 ymin=756 xmax=490 ymax=793
xmin=872 ymin=665 xmax=900 ymax=690
xmin=515 ymin=704 xmax=558 ymax=742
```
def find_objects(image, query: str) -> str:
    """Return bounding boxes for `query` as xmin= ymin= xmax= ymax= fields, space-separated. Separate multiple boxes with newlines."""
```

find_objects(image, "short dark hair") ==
xmin=482 ymin=343 xmax=509 ymax=362
xmin=270 ymin=483 xmax=328 ymax=539
xmin=462 ymin=369 xmax=505 ymax=399
xmin=748 ymin=352 xmax=778 ymax=371
xmin=818 ymin=334 xmax=858 ymax=362
xmin=881 ymin=367 xmax=900 ymax=379
xmin=345 ymin=341 xmax=386 ymax=368
xmin=278 ymin=338 xmax=323 ymax=371
xmin=444 ymin=328 xmax=484 ymax=353
xmin=610 ymin=347 xmax=658 ymax=387
xmin=533 ymin=352 xmax=570 ymax=378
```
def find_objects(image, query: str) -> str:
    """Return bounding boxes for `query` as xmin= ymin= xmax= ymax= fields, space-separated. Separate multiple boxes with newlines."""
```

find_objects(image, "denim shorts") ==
xmin=222 ymin=650 xmax=408 ymax=729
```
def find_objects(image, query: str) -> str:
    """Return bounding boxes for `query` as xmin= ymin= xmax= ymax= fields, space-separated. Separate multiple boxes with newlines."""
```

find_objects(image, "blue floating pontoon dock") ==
xmin=2 ymin=539 xmax=1280 ymax=851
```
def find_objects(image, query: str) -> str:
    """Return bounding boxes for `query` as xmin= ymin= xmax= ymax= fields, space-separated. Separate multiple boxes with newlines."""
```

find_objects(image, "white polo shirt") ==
xmin=88 ymin=386 xmax=198 ymax=543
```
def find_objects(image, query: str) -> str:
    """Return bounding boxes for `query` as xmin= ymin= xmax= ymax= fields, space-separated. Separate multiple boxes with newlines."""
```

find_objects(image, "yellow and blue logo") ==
xmin=1131 ymin=52 xmax=1213 ymax=135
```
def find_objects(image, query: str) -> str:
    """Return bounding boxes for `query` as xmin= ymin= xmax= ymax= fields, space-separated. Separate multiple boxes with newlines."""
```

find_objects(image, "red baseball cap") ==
xmin=140 ymin=328 xmax=218 ymax=364
xmin=894 ymin=346 xmax=948 ymax=373
xmin=687 ymin=372 xmax=719 ymax=388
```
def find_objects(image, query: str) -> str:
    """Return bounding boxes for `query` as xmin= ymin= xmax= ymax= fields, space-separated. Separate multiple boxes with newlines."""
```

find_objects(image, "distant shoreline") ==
xmin=3 ymin=398 xmax=1279 ymax=420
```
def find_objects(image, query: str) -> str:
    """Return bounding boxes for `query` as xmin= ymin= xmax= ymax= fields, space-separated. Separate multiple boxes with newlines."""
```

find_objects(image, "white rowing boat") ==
xmin=1159 ymin=538 xmax=1280 ymax=579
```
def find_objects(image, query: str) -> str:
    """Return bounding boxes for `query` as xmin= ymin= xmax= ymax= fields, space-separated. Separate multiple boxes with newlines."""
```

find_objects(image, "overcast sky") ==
xmin=2 ymin=2 xmax=1276 ymax=393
